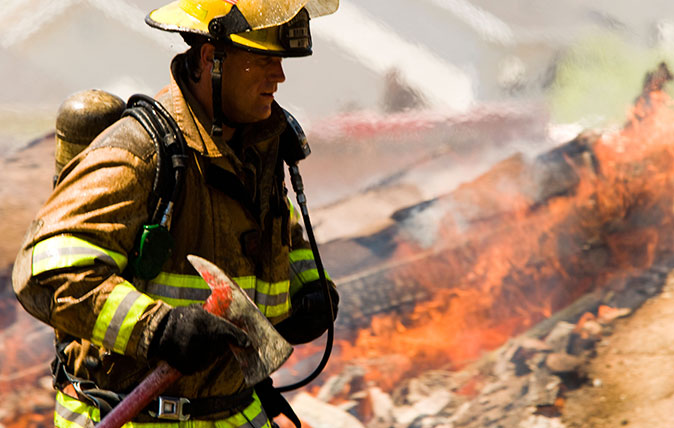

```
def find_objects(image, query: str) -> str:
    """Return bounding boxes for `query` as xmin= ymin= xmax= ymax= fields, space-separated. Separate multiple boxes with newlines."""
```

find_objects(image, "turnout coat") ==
xmin=12 ymin=55 xmax=325 ymax=427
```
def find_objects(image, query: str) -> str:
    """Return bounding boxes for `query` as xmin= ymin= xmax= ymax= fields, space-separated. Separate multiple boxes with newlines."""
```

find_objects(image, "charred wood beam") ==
xmin=335 ymin=261 xmax=432 ymax=330
xmin=331 ymin=133 xmax=600 ymax=331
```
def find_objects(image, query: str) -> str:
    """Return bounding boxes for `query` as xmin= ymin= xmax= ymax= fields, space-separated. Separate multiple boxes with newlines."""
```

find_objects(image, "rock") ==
xmin=316 ymin=365 xmax=367 ymax=402
xmin=409 ymin=415 xmax=454 ymax=428
xmin=576 ymin=319 xmax=603 ymax=338
xmin=388 ymin=371 xmax=455 ymax=425
xmin=368 ymin=386 xmax=395 ymax=423
xmin=291 ymin=392 xmax=366 ymax=428
xmin=596 ymin=306 xmax=631 ymax=324
xmin=519 ymin=414 xmax=567 ymax=428
xmin=545 ymin=353 xmax=583 ymax=374
xmin=392 ymin=389 xmax=452 ymax=426
xmin=544 ymin=322 xmax=575 ymax=353
xmin=528 ymin=370 xmax=561 ymax=406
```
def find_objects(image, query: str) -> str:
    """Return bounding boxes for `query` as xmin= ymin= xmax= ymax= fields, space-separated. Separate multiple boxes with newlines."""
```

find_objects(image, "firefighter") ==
xmin=12 ymin=0 xmax=339 ymax=426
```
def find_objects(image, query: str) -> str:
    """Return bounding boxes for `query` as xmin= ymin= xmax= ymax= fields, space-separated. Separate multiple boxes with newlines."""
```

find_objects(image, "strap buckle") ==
xmin=149 ymin=396 xmax=191 ymax=421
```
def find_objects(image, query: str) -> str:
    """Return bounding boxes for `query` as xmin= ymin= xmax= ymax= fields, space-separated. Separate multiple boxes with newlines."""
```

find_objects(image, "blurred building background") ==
xmin=3 ymin=0 xmax=674 ymax=179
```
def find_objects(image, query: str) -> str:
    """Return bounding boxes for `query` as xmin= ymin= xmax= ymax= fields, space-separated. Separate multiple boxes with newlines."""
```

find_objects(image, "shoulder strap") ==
xmin=121 ymin=95 xmax=189 ymax=280
xmin=122 ymin=94 xmax=189 ymax=228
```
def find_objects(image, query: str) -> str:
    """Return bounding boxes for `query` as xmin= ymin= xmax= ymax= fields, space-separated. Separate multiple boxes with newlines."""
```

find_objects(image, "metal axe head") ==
xmin=187 ymin=255 xmax=293 ymax=386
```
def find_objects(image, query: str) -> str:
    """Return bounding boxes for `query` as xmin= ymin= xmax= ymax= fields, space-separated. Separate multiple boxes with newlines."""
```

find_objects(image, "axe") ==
xmin=97 ymin=255 xmax=293 ymax=427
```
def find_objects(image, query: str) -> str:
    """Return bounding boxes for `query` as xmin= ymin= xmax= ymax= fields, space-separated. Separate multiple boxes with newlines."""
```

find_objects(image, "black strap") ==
xmin=181 ymin=388 xmax=254 ymax=418
xmin=123 ymin=94 xmax=189 ymax=226
xmin=51 ymin=340 xmax=122 ymax=416
xmin=255 ymin=377 xmax=301 ymax=428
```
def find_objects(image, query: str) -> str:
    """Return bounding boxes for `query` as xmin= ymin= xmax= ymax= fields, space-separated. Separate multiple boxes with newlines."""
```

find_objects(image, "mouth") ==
xmin=261 ymin=86 xmax=277 ymax=99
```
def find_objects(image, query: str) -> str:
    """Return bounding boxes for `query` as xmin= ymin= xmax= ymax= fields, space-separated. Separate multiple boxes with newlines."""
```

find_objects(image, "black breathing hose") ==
xmin=276 ymin=164 xmax=336 ymax=393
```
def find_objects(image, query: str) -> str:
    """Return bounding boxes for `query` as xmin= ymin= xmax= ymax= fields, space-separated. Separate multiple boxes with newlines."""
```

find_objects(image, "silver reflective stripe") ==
xmin=55 ymin=400 xmax=93 ymax=427
xmin=102 ymin=291 xmax=139 ymax=351
xmin=32 ymin=246 xmax=117 ymax=267
xmin=146 ymin=273 xmax=289 ymax=317
xmin=237 ymin=407 xmax=271 ymax=428
xmin=145 ymin=281 xmax=212 ymax=301
xmin=251 ymin=289 xmax=288 ymax=307
xmin=290 ymin=259 xmax=318 ymax=277
xmin=31 ymin=235 xmax=128 ymax=276
xmin=91 ymin=283 xmax=155 ymax=354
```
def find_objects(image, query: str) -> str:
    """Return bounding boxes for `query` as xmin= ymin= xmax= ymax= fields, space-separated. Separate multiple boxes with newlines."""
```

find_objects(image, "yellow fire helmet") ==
xmin=146 ymin=0 xmax=339 ymax=57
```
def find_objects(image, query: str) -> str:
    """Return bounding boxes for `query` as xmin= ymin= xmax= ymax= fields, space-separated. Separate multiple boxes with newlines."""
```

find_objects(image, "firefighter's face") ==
xmin=220 ymin=49 xmax=286 ymax=123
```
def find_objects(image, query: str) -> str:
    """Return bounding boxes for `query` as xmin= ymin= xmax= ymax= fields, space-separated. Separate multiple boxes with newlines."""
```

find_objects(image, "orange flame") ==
xmin=296 ymin=89 xmax=674 ymax=395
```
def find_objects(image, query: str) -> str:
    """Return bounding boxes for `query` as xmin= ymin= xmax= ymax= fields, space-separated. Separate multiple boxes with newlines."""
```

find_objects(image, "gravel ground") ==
xmin=562 ymin=273 xmax=674 ymax=428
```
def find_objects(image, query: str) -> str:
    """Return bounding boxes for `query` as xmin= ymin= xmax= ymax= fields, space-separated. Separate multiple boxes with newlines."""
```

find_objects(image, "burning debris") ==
xmin=285 ymin=266 xmax=667 ymax=428
xmin=279 ymin=62 xmax=674 ymax=426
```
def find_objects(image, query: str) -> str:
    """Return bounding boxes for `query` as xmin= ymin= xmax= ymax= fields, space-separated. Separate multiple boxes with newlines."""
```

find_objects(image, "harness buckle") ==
xmin=149 ymin=396 xmax=191 ymax=421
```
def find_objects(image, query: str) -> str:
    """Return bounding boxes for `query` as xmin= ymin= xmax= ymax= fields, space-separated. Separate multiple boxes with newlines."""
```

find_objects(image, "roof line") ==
xmin=424 ymin=0 xmax=515 ymax=45
xmin=313 ymin=0 xmax=474 ymax=111
xmin=0 ymin=0 xmax=75 ymax=48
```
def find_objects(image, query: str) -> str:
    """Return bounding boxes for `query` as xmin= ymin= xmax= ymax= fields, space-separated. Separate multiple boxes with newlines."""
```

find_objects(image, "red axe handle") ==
xmin=96 ymin=362 xmax=181 ymax=428
xmin=97 ymin=276 xmax=233 ymax=427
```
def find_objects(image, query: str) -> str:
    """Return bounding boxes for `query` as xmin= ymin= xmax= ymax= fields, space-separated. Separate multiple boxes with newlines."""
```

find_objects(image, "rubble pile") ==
xmin=289 ymin=265 xmax=670 ymax=428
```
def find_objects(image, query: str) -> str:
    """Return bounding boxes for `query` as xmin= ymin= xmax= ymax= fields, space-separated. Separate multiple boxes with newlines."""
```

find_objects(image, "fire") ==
xmin=291 ymin=85 xmax=674 ymax=395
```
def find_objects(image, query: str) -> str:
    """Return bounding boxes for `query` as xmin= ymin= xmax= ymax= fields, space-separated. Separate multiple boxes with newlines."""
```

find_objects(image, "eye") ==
xmin=258 ymin=57 xmax=277 ymax=66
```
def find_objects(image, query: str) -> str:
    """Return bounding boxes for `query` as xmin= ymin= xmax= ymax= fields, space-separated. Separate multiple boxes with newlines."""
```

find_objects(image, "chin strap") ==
xmin=211 ymin=46 xmax=226 ymax=136
xmin=210 ymin=47 xmax=240 ymax=136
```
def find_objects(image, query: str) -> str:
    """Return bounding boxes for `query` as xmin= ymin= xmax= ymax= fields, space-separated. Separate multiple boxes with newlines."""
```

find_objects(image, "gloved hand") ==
xmin=149 ymin=304 xmax=249 ymax=375
xmin=274 ymin=280 xmax=339 ymax=344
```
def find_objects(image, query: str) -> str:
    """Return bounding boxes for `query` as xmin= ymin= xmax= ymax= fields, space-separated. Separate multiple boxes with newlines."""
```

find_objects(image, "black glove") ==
xmin=275 ymin=280 xmax=339 ymax=345
xmin=149 ymin=304 xmax=249 ymax=375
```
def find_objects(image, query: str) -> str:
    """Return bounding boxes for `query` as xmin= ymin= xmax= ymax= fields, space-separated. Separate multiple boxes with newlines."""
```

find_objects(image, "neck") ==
xmin=188 ymin=75 xmax=236 ymax=141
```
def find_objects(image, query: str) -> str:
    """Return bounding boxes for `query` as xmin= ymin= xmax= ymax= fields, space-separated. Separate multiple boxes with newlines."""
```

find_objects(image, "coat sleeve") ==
xmin=286 ymin=198 xmax=336 ymax=296
xmin=12 ymin=119 xmax=172 ymax=362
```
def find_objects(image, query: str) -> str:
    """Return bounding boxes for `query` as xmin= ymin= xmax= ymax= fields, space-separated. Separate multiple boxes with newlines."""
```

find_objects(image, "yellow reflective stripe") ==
xmin=32 ymin=235 xmax=127 ymax=276
xmin=227 ymin=276 xmax=290 ymax=319
xmin=145 ymin=272 xmax=290 ymax=319
xmin=91 ymin=282 xmax=155 ymax=354
xmin=55 ymin=391 xmax=100 ymax=427
xmin=235 ymin=275 xmax=257 ymax=292
xmin=289 ymin=249 xmax=331 ymax=296
xmin=146 ymin=272 xmax=210 ymax=307
xmin=289 ymin=248 xmax=314 ymax=263
xmin=287 ymin=196 xmax=300 ymax=226
xmin=55 ymin=390 xmax=270 ymax=428
xmin=251 ymin=279 xmax=290 ymax=319
xmin=289 ymin=269 xmax=316 ymax=295
xmin=216 ymin=391 xmax=271 ymax=428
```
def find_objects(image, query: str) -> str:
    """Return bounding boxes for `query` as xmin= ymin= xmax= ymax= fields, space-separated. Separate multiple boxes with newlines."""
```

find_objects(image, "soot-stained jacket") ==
xmin=12 ymin=55 xmax=328 ymax=426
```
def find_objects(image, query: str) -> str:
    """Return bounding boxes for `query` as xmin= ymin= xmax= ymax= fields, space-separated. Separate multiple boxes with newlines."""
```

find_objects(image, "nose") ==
xmin=269 ymin=58 xmax=286 ymax=84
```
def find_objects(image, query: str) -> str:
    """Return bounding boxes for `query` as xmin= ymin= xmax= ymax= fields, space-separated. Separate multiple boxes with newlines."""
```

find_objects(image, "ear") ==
xmin=200 ymin=43 xmax=215 ymax=71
